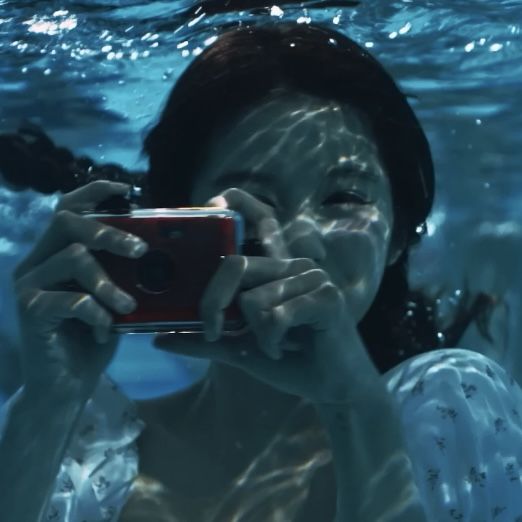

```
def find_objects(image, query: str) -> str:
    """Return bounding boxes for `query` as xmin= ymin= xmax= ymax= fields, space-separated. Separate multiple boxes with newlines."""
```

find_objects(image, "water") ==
xmin=0 ymin=0 xmax=521 ymax=396
xmin=1 ymin=2 xmax=522 ymax=521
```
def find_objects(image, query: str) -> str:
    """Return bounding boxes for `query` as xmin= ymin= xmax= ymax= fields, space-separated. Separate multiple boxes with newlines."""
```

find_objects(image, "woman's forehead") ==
xmin=199 ymin=91 xmax=383 ymax=182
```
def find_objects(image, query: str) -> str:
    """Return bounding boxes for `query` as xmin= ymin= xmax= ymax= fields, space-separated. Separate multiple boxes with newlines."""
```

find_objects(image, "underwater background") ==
xmin=0 ymin=0 xmax=521 ymax=403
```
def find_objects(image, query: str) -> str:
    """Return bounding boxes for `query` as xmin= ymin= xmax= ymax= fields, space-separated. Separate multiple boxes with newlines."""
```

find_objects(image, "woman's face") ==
xmin=190 ymin=90 xmax=399 ymax=323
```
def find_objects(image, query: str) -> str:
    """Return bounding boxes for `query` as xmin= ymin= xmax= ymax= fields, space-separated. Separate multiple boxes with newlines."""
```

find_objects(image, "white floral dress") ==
xmin=1 ymin=348 xmax=522 ymax=522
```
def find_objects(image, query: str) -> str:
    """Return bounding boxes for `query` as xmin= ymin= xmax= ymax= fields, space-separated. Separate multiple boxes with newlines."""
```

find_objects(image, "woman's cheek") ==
xmin=323 ymin=210 xmax=391 ymax=319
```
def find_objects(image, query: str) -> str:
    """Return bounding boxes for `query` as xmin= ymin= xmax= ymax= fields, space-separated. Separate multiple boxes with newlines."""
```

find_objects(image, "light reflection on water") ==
xmin=0 ymin=0 xmax=521 ymax=396
xmin=0 ymin=2 xmax=521 ymax=520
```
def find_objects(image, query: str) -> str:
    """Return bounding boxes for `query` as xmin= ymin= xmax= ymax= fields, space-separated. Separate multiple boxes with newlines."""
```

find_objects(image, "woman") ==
xmin=1 ymin=22 xmax=521 ymax=522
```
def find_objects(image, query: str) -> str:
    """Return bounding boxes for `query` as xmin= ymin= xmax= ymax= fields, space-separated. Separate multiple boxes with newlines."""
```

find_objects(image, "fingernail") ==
xmin=115 ymin=290 xmax=136 ymax=313
xmin=207 ymin=195 xmax=228 ymax=208
xmin=130 ymin=240 xmax=148 ymax=257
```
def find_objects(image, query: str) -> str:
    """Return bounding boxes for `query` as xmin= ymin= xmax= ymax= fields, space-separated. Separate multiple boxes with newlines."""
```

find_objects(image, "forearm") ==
xmin=0 ymin=385 xmax=86 ymax=522
xmin=316 ymin=377 xmax=427 ymax=522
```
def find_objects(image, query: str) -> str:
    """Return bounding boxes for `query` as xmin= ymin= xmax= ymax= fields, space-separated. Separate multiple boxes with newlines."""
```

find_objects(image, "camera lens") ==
xmin=136 ymin=249 xmax=175 ymax=293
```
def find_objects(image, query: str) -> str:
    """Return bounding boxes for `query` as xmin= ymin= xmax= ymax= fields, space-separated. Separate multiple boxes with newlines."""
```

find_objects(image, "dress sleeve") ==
xmin=0 ymin=375 xmax=144 ymax=522
xmin=385 ymin=348 xmax=522 ymax=522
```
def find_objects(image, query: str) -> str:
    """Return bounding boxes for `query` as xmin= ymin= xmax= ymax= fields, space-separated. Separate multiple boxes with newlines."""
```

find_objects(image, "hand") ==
xmin=12 ymin=180 xmax=149 ymax=400
xmin=153 ymin=188 xmax=376 ymax=404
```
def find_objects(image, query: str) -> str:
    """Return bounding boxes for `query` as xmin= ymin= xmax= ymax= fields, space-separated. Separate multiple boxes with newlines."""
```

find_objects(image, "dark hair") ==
xmin=0 ymin=22 xmax=495 ymax=373
xmin=143 ymin=22 xmax=439 ymax=372
xmin=143 ymin=23 xmax=433 ymax=249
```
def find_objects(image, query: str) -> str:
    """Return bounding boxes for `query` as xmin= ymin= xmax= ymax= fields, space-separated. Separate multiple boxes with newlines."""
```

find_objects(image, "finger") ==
xmin=200 ymin=256 xmax=315 ymax=340
xmin=258 ymin=282 xmax=343 ymax=359
xmin=239 ymin=268 xmax=327 ymax=359
xmin=207 ymin=188 xmax=290 ymax=259
xmin=17 ymin=243 xmax=138 ymax=316
xmin=55 ymin=180 xmax=131 ymax=214
xmin=16 ymin=286 xmax=114 ymax=344
xmin=207 ymin=188 xmax=273 ymax=224
xmin=258 ymin=215 xmax=289 ymax=260
xmin=13 ymin=208 xmax=147 ymax=280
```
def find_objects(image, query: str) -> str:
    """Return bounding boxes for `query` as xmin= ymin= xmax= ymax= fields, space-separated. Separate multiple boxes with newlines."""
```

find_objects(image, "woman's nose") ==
xmin=283 ymin=217 xmax=326 ymax=263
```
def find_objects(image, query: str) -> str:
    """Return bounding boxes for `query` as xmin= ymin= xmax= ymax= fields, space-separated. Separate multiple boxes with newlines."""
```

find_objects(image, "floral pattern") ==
xmin=1 ymin=348 xmax=522 ymax=521
xmin=385 ymin=348 xmax=522 ymax=522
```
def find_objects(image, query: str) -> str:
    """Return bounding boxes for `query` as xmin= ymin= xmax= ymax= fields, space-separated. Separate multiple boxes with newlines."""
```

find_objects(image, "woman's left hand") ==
xmin=153 ymin=188 xmax=378 ymax=404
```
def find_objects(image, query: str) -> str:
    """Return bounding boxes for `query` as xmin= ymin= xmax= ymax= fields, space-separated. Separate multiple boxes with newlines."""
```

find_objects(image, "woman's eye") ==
xmin=322 ymin=191 xmax=369 ymax=206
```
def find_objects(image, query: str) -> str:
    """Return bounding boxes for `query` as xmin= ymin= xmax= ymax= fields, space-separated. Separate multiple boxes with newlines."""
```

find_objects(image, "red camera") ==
xmin=69 ymin=207 xmax=246 ymax=334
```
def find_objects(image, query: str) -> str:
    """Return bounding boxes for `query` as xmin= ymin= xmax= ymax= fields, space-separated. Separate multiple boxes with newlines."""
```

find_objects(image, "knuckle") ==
xmin=94 ymin=278 xmax=112 ymax=295
xmin=91 ymin=223 xmax=113 ymax=245
xmin=222 ymin=187 xmax=241 ymax=200
xmin=70 ymin=293 xmax=94 ymax=311
xmin=293 ymin=258 xmax=316 ymax=272
xmin=320 ymin=281 xmax=343 ymax=301
xmin=263 ymin=307 xmax=287 ymax=339
xmin=222 ymin=254 xmax=246 ymax=274
xmin=54 ymin=208 xmax=73 ymax=225
xmin=90 ymin=179 xmax=111 ymax=189
xmin=93 ymin=223 xmax=130 ymax=252
xmin=74 ymin=294 xmax=108 ymax=323
xmin=94 ymin=279 xmax=117 ymax=305
xmin=67 ymin=242 xmax=89 ymax=258
xmin=307 ymin=267 xmax=326 ymax=277
xmin=308 ymin=268 xmax=329 ymax=285
xmin=87 ymin=180 xmax=113 ymax=199
xmin=16 ymin=286 xmax=42 ymax=313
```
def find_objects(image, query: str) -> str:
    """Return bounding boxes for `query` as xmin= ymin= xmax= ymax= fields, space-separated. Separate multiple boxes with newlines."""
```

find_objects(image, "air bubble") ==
xmin=399 ymin=22 xmax=411 ymax=35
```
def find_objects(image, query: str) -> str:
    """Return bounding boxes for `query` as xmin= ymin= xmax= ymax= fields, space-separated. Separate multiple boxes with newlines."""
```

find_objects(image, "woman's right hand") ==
xmin=12 ymin=180 xmax=149 ymax=401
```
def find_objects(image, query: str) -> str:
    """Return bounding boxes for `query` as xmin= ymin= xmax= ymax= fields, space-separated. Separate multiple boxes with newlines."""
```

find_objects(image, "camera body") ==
xmin=73 ymin=207 xmax=246 ymax=334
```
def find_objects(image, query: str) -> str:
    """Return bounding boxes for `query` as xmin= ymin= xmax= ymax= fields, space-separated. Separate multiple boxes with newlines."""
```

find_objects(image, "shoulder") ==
xmin=383 ymin=348 xmax=522 ymax=522
xmin=383 ymin=348 xmax=522 ymax=426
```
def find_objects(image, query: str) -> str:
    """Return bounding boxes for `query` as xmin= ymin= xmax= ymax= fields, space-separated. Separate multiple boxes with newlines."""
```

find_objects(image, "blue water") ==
xmin=0 ymin=0 xmax=521 ymax=400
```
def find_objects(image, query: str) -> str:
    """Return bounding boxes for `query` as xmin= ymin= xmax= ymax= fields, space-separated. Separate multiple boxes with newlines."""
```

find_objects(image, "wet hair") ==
xmin=0 ymin=22 xmax=494 ymax=373
xmin=144 ymin=23 xmax=433 ymax=249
